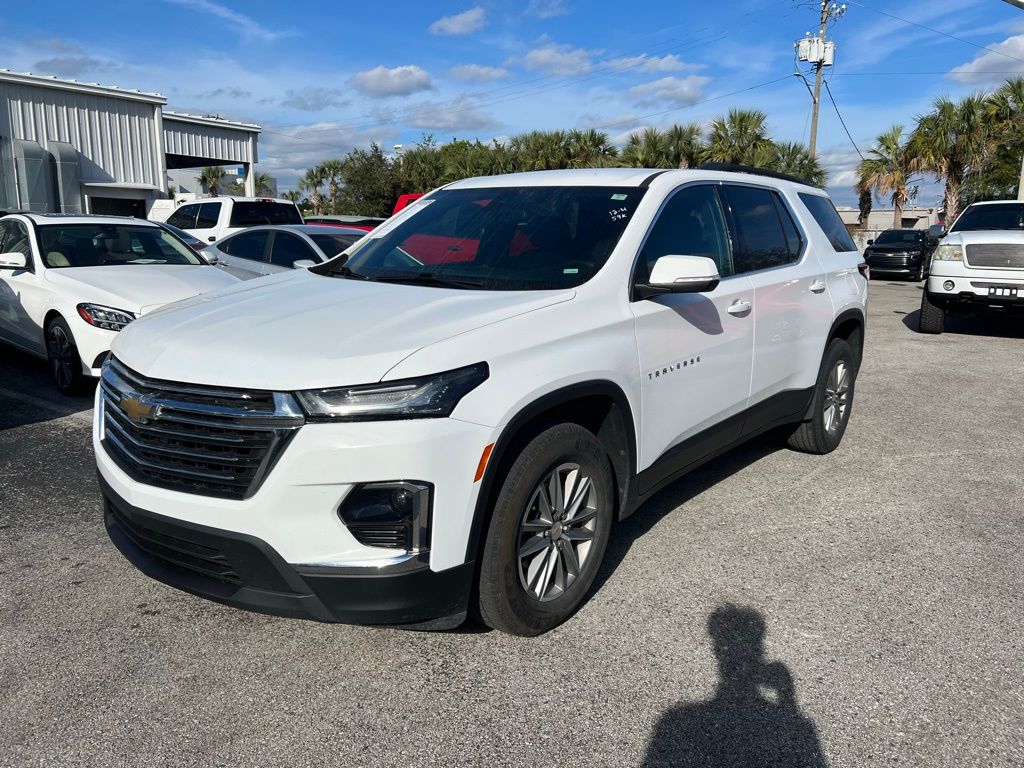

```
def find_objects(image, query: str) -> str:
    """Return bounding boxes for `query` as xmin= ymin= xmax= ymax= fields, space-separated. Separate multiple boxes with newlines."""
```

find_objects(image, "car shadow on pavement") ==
xmin=0 ymin=347 xmax=96 ymax=431
xmin=641 ymin=604 xmax=828 ymax=768
xmin=900 ymin=309 xmax=1024 ymax=338
xmin=592 ymin=439 xmax=778 ymax=597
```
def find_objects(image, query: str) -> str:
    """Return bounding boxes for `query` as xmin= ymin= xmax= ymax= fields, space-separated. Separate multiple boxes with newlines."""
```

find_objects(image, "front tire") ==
xmin=45 ymin=317 xmax=87 ymax=395
xmin=786 ymin=338 xmax=856 ymax=455
xmin=918 ymin=289 xmax=945 ymax=334
xmin=478 ymin=424 xmax=614 ymax=636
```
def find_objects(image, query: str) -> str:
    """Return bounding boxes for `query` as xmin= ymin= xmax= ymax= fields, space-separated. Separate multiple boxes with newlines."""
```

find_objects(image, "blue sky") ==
xmin=3 ymin=0 xmax=1024 ymax=204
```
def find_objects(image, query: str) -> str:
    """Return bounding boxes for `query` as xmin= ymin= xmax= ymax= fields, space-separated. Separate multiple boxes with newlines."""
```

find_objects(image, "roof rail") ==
xmin=696 ymin=162 xmax=818 ymax=188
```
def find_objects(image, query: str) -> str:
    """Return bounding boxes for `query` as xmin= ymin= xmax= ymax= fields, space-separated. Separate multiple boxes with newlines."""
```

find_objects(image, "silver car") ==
xmin=203 ymin=225 xmax=366 ymax=280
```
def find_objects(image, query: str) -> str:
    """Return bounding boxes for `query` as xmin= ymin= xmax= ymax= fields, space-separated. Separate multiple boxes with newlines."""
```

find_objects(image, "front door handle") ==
xmin=810 ymin=280 xmax=827 ymax=293
xmin=727 ymin=299 xmax=752 ymax=316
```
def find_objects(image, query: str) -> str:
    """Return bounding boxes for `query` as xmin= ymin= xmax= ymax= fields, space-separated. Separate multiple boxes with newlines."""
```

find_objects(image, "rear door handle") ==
xmin=810 ymin=280 xmax=827 ymax=293
xmin=727 ymin=299 xmax=752 ymax=316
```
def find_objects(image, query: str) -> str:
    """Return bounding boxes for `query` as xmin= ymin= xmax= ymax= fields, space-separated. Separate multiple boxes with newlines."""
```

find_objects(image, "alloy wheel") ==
xmin=47 ymin=325 xmax=75 ymax=390
xmin=822 ymin=360 xmax=850 ymax=434
xmin=517 ymin=462 xmax=598 ymax=602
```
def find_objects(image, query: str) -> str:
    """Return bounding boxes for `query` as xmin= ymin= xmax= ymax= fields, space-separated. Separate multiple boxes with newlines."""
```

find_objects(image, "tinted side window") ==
xmin=270 ymin=232 xmax=317 ymax=267
xmin=222 ymin=231 xmax=268 ymax=261
xmin=721 ymin=186 xmax=794 ymax=273
xmin=196 ymin=202 xmax=221 ymax=229
xmin=798 ymin=193 xmax=857 ymax=252
xmin=4 ymin=221 xmax=31 ymax=257
xmin=639 ymin=185 xmax=733 ymax=279
xmin=230 ymin=202 xmax=302 ymax=226
xmin=166 ymin=205 xmax=198 ymax=229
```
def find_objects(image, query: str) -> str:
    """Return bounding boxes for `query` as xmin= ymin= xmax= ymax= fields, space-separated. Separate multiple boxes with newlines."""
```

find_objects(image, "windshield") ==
xmin=38 ymin=224 xmax=205 ymax=268
xmin=951 ymin=204 xmax=1024 ymax=232
xmin=310 ymin=233 xmax=361 ymax=257
xmin=326 ymin=186 xmax=645 ymax=290
xmin=874 ymin=230 xmax=924 ymax=245
xmin=229 ymin=202 xmax=302 ymax=226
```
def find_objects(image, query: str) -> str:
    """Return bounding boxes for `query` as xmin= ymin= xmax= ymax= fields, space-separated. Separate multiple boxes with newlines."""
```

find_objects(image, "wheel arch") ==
xmin=463 ymin=380 xmax=637 ymax=565
xmin=827 ymin=308 xmax=865 ymax=366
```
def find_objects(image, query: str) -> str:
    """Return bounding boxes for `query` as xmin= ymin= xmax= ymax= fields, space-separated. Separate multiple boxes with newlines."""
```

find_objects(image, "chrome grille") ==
xmin=100 ymin=358 xmax=304 ymax=500
xmin=965 ymin=244 xmax=1024 ymax=269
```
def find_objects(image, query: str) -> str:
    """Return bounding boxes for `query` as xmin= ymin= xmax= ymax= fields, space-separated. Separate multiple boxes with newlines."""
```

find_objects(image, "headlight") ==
xmin=933 ymin=244 xmax=963 ymax=261
xmin=76 ymin=303 xmax=136 ymax=331
xmin=296 ymin=362 xmax=489 ymax=421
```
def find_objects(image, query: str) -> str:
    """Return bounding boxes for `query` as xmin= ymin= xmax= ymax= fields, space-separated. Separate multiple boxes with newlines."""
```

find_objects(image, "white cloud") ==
xmin=950 ymin=34 xmax=1024 ymax=84
xmin=280 ymin=86 xmax=349 ymax=111
xmin=522 ymin=42 xmax=593 ymax=75
xmin=162 ymin=0 xmax=290 ymax=41
xmin=629 ymin=76 xmax=710 ymax=107
xmin=526 ymin=0 xmax=568 ymax=18
xmin=605 ymin=54 xmax=692 ymax=74
xmin=449 ymin=64 xmax=510 ymax=82
xmin=406 ymin=97 xmax=498 ymax=132
xmin=429 ymin=7 xmax=486 ymax=35
xmin=349 ymin=65 xmax=433 ymax=97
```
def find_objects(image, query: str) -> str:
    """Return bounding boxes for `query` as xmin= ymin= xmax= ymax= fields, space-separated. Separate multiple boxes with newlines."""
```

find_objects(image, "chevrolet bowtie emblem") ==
xmin=120 ymin=394 xmax=159 ymax=424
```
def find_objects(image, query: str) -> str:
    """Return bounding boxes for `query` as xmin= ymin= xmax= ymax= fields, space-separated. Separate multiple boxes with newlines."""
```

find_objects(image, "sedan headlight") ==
xmin=933 ymin=244 xmax=963 ymax=261
xmin=296 ymin=363 xmax=489 ymax=421
xmin=76 ymin=303 xmax=136 ymax=331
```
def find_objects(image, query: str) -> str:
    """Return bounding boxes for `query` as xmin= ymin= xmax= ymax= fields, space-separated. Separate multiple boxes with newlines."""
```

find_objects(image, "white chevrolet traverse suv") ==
xmin=94 ymin=167 xmax=868 ymax=636
xmin=0 ymin=213 xmax=239 ymax=394
xmin=920 ymin=200 xmax=1024 ymax=333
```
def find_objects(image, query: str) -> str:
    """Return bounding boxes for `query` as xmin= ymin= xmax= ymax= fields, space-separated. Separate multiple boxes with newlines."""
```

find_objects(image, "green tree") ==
xmin=663 ymin=122 xmax=705 ymax=169
xmin=197 ymin=166 xmax=226 ymax=196
xmin=299 ymin=166 xmax=327 ymax=215
xmin=566 ymin=129 xmax=618 ymax=168
xmin=704 ymin=109 xmax=772 ymax=165
xmin=621 ymin=127 xmax=670 ymax=167
xmin=253 ymin=172 xmax=274 ymax=197
xmin=768 ymin=141 xmax=827 ymax=187
xmin=858 ymin=125 xmax=915 ymax=228
xmin=280 ymin=189 xmax=301 ymax=203
xmin=909 ymin=94 xmax=989 ymax=224
xmin=317 ymin=159 xmax=344 ymax=213
xmin=336 ymin=143 xmax=400 ymax=216
xmin=974 ymin=77 xmax=1024 ymax=201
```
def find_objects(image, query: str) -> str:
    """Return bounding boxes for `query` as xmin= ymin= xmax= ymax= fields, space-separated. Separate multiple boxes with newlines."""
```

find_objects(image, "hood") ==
xmin=111 ymin=269 xmax=575 ymax=390
xmin=45 ymin=265 xmax=239 ymax=315
xmin=941 ymin=230 xmax=1024 ymax=246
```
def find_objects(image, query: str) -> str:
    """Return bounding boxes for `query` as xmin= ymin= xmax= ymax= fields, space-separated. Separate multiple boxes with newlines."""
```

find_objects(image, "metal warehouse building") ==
xmin=0 ymin=70 xmax=260 ymax=217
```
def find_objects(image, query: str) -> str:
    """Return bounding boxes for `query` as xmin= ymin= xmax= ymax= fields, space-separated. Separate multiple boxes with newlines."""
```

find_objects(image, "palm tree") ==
xmin=566 ymin=129 xmax=618 ymax=168
xmin=510 ymin=131 xmax=571 ymax=170
xmin=197 ymin=166 xmax=227 ymax=196
xmin=280 ymin=189 xmax=301 ymax=203
xmin=858 ymin=124 xmax=915 ymax=228
xmin=855 ymin=180 xmax=873 ymax=229
xmin=621 ymin=127 xmax=669 ymax=168
xmin=318 ymin=159 xmax=344 ymax=212
xmin=704 ymin=109 xmax=772 ymax=165
xmin=770 ymin=141 xmax=827 ymax=187
xmin=982 ymin=77 xmax=1024 ymax=199
xmin=663 ymin=123 xmax=705 ymax=169
xmin=909 ymin=95 xmax=989 ymax=224
xmin=253 ymin=172 xmax=274 ymax=196
xmin=299 ymin=166 xmax=327 ymax=215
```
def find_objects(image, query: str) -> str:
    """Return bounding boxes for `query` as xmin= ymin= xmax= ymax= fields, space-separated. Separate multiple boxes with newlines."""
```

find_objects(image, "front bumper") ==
xmin=101 ymin=474 xmax=475 ymax=627
xmin=926 ymin=272 xmax=1024 ymax=310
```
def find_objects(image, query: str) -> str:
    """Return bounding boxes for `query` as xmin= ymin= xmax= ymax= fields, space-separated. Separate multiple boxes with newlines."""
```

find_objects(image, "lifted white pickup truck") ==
xmin=920 ymin=200 xmax=1024 ymax=333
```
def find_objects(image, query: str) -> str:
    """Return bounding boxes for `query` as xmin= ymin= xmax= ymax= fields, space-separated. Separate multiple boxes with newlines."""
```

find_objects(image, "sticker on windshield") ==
xmin=610 ymin=193 xmax=628 ymax=200
xmin=609 ymin=206 xmax=629 ymax=222
xmin=563 ymin=268 xmax=579 ymax=274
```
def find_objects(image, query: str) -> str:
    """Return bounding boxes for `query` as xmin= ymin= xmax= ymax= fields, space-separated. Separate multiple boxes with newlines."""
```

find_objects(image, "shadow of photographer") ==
xmin=642 ymin=604 xmax=827 ymax=768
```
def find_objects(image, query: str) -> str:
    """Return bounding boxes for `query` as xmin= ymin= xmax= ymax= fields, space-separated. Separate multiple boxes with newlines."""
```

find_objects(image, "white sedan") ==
xmin=202 ymin=224 xmax=366 ymax=280
xmin=0 ymin=213 xmax=239 ymax=394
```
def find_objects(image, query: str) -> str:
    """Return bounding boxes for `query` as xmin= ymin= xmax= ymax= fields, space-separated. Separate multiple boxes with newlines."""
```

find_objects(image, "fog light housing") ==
xmin=943 ymin=280 xmax=955 ymax=291
xmin=338 ymin=481 xmax=432 ymax=552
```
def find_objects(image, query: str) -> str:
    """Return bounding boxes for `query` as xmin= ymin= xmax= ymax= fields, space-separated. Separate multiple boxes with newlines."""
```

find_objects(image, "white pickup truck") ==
xmin=163 ymin=196 xmax=303 ymax=244
xmin=920 ymin=200 xmax=1024 ymax=333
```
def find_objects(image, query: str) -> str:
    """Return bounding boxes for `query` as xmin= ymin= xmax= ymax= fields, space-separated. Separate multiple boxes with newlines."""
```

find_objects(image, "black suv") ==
xmin=863 ymin=228 xmax=932 ymax=281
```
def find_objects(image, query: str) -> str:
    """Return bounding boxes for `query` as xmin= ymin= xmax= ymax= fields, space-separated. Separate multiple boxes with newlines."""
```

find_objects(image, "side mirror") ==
xmin=292 ymin=259 xmax=317 ymax=270
xmin=199 ymin=249 xmax=219 ymax=265
xmin=927 ymin=224 xmax=946 ymax=241
xmin=866 ymin=239 xmax=874 ymax=246
xmin=638 ymin=254 xmax=720 ymax=299
xmin=0 ymin=252 xmax=28 ymax=270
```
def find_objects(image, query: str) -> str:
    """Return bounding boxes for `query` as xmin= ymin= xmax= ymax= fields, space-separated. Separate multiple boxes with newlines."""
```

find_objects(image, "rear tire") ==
xmin=45 ymin=316 xmax=87 ymax=395
xmin=786 ymin=338 xmax=856 ymax=455
xmin=478 ymin=424 xmax=614 ymax=636
xmin=918 ymin=289 xmax=945 ymax=334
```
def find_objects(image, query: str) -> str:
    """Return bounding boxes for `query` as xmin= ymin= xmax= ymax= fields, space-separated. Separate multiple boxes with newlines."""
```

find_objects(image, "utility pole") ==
xmin=797 ymin=2 xmax=846 ymax=156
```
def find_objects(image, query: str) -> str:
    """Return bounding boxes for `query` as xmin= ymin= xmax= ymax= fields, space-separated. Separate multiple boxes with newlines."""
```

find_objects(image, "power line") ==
xmin=845 ymin=1 xmax=1024 ymax=65
xmin=823 ymin=80 xmax=864 ymax=160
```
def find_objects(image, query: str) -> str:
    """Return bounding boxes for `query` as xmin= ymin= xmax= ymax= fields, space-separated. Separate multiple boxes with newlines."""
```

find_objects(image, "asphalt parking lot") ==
xmin=1 ymin=280 xmax=1022 ymax=767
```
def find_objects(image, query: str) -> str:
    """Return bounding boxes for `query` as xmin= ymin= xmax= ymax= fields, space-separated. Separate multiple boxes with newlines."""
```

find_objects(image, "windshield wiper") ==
xmin=372 ymin=272 xmax=486 ymax=289
xmin=328 ymin=265 xmax=372 ymax=281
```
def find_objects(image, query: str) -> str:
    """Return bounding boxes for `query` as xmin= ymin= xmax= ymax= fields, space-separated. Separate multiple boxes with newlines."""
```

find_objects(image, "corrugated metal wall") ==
xmin=163 ymin=118 xmax=255 ymax=164
xmin=1 ymin=82 xmax=162 ymax=186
